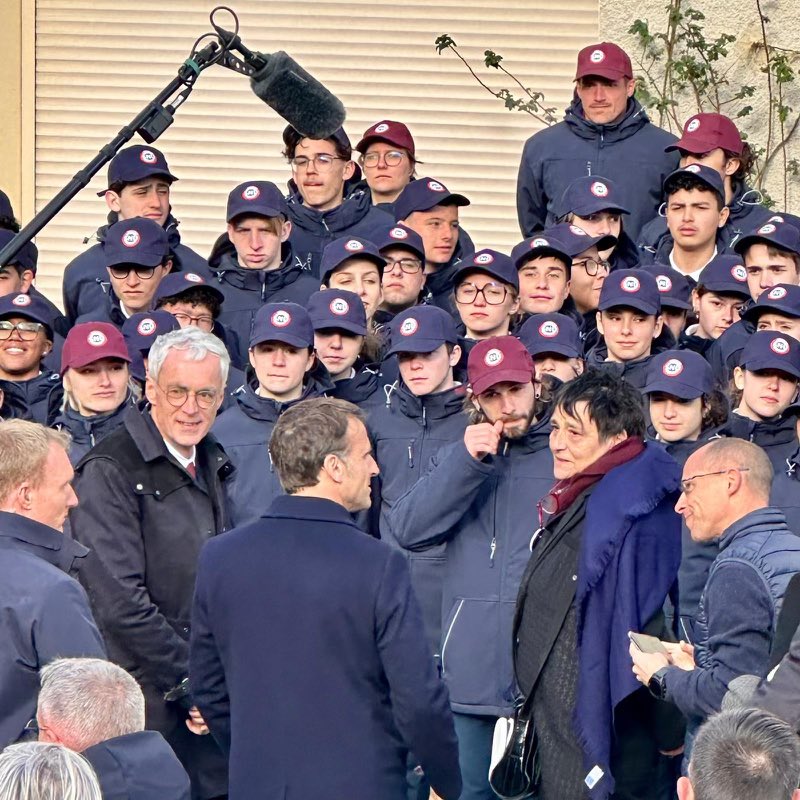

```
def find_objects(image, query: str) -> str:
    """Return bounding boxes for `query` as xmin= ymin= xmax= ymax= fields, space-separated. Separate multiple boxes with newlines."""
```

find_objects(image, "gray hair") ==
xmin=695 ymin=438 xmax=773 ymax=500
xmin=37 ymin=658 xmax=144 ymax=752
xmin=147 ymin=327 xmax=230 ymax=385
xmin=0 ymin=742 xmax=102 ymax=800
xmin=689 ymin=708 xmax=800 ymax=800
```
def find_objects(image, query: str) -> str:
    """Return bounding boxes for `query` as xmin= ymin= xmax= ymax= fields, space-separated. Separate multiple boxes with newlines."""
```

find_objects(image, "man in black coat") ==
xmin=0 ymin=420 xmax=106 ymax=749
xmin=69 ymin=327 xmax=234 ymax=800
xmin=190 ymin=397 xmax=462 ymax=800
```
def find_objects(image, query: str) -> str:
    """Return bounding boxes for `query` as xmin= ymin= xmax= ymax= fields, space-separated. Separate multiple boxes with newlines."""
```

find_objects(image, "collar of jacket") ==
xmin=718 ymin=507 xmax=789 ymax=550
xmin=235 ymin=373 xmax=326 ymax=422
xmin=0 ymin=510 xmax=89 ymax=572
xmin=265 ymin=494 xmax=358 ymax=527
xmin=55 ymin=392 xmax=135 ymax=440
xmin=286 ymin=187 xmax=373 ymax=234
xmin=564 ymin=96 xmax=649 ymax=142
xmin=212 ymin=249 xmax=302 ymax=290
xmin=394 ymin=382 xmax=466 ymax=421
xmin=722 ymin=410 xmax=797 ymax=447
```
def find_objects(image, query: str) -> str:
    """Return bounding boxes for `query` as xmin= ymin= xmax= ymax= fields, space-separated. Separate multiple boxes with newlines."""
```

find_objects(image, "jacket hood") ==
xmin=382 ymin=381 xmax=466 ymax=421
xmin=286 ymin=185 xmax=375 ymax=235
xmin=564 ymin=96 xmax=651 ymax=143
xmin=54 ymin=393 xmax=135 ymax=446
xmin=234 ymin=371 xmax=327 ymax=423
xmin=719 ymin=411 xmax=798 ymax=452
xmin=210 ymin=248 xmax=310 ymax=292
xmin=328 ymin=361 xmax=380 ymax=404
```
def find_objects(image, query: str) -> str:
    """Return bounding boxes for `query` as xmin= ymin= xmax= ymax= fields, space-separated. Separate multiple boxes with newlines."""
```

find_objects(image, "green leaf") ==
xmin=435 ymin=34 xmax=455 ymax=54
xmin=484 ymin=50 xmax=503 ymax=68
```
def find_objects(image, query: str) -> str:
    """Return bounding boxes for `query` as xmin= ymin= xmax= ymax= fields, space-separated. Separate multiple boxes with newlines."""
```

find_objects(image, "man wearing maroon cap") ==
xmin=388 ymin=335 xmax=554 ymax=800
xmin=517 ymin=41 xmax=678 ymax=243
xmin=356 ymin=120 xmax=417 ymax=207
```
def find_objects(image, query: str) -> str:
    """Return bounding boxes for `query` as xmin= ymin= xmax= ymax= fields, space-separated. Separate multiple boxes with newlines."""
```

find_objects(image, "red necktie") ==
xmin=186 ymin=462 xmax=196 ymax=479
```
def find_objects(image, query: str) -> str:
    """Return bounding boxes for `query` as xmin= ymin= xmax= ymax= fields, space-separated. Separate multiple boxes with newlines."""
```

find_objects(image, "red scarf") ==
xmin=539 ymin=436 xmax=645 ymax=523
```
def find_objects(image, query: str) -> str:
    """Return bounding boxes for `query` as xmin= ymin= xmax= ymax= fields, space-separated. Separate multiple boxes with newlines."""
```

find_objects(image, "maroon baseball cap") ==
xmin=356 ymin=120 xmax=415 ymax=157
xmin=575 ymin=42 xmax=633 ymax=82
xmin=666 ymin=113 xmax=744 ymax=156
xmin=61 ymin=322 xmax=131 ymax=376
xmin=468 ymin=336 xmax=535 ymax=396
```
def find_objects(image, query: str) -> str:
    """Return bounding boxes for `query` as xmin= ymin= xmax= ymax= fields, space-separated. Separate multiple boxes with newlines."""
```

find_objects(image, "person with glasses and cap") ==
xmin=69 ymin=327 xmax=234 ymax=800
xmin=355 ymin=120 xmax=418 ymax=209
xmin=61 ymin=145 xmax=207 ymax=327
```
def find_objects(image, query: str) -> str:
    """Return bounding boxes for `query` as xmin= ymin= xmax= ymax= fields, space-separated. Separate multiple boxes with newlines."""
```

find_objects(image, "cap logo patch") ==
xmin=185 ymin=273 xmax=204 ymax=284
xmin=427 ymin=181 xmax=445 ymax=192
xmin=389 ymin=227 xmax=408 ymax=240
xmin=769 ymin=215 xmax=785 ymax=223
xmin=11 ymin=294 xmax=30 ymax=306
xmin=686 ymin=118 xmax=701 ymax=133
xmin=87 ymin=330 xmax=108 ymax=347
xmin=344 ymin=239 xmax=364 ymax=252
xmin=539 ymin=321 xmax=560 ymax=338
xmin=768 ymin=286 xmax=788 ymax=300
xmin=569 ymin=225 xmax=588 ymax=236
xmin=400 ymin=317 xmax=419 ymax=336
xmin=271 ymin=310 xmax=291 ymax=327
xmin=484 ymin=347 xmax=504 ymax=367
xmin=771 ymin=337 xmax=790 ymax=355
xmin=330 ymin=298 xmax=350 ymax=316
xmin=374 ymin=123 xmax=390 ymax=133
xmin=683 ymin=164 xmax=701 ymax=174
xmin=242 ymin=185 xmax=261 ymax=200
xmin=137 ymin=319 xmax=157 ymax=336
xmin=759 ymin=223 xmax=777 ymax=235
xmin=732 ymin=265 xmax=748 ymax=282
xmin=621 ymin=276 xmax=641 ymax=293
xmin=474 ymin=252 xmax=494 ymax=265
xmin=590 ymin=181 xmax=608 ymax=198
xmin=139 ymin=150 xmax=157 ymax=164
xmin=531 ymin=237 xmax=549 ymax=248
xmin=122 ymin=229 xmax=141 ymax=248
xmin=656 ymin=275 xmax=673 ymax=292
xmin=662 ymin=358 xmax=684 ymax=377
xmin=589 ymin=49 xmax=606 ymax=63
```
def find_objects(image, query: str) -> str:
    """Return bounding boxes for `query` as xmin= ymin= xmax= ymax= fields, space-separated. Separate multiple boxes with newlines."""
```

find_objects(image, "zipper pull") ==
xmin=407 ymin=443 xmax=414 ymax=468
xmin=489 ymin=536 xmax=497 ymax=566
xmin=268 ymin=449 xmax=274 ymax=473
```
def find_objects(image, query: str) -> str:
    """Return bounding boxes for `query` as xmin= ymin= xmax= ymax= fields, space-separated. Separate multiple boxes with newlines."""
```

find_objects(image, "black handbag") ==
xmin=488 ymin=696 xmax=540 ymax=800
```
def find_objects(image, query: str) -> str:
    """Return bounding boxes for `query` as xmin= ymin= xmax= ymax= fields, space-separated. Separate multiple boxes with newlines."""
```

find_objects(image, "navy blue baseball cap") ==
xmin=696 ymin=254 xmax=751 ymax=297
xmin=743 ymin=284 xmax=800 ymax=323
xmin=122 ymin=310 xmax=180 ymax=353
xmin=320 ymin=236 xmax=386 ymax=285
xmin=374 ymin=223 xmax=425 ymax=262
xmin=734 ymin=219 xmax=800 ymax=258
xmin=511 ymin=232 xmax=573 ymax=272
xmin=282 ymin=124 xmax=351 ymax=152
xmin=556 ymin=175 xmax=630 ymax=219
xmin=518 ymin=313 xmax=582 ymax=359
xmin=0 ymin=292 xmax=55 ymax=335
xmin=599 ymin=269 xmax=661 ymax=315
xmin=454 ymin=249 xmax=519 ymax=291
xmin=386 ymin=305 xmax=458 ymax=356
xmin=155 ymin=271 xmax=224 ymax=306
xmin=99 ymin=145 xmax=177 ymax=195
xmin=226 ymin=181 xmax=288 ymax=222
xmin=739 ymin=330 xmax=800 ymax=379
xmin=639 ymin=264 xmax=692 ymax=310
xmin=0 ymin=189 xmax=13 ymax=220
xmin=643 ymin=350 xmax=714 ymax=399
xmin=545 ymin=222 xmax=617 ymax=258
xmin=307 ymin=289 xmax=367 ymax=336
xmin=393 ymin=177 xmax=470 ymax=221
xmin=0 ymin=229 xmax=38 ymax=273
xmin=102 ymin=218 xmax=170 ymax=268
xmin=663 ymin=164 xmax=725 ymax=204
xmin=250 ymin=302 xmax=314 ymax=349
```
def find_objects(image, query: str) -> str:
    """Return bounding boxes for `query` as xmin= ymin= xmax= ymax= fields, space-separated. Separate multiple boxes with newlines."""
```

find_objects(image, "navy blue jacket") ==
xmin=82 ymin=730 xmax=191 ymax=800
xmin=770 ymin=446 xmax=800 ymax=537
xmin=62 ymin=215 xmax=208 ymax=327
xmin=584 ymin=346 xmax=658 ymax=393
xmin=327 ymin=360 xmax=382 ymax=408
xmin=517 ymin=97 xmax=679 ymax=241
xmin=0 ymin=370 xmax=62 ymax=426
xmin=705 ymin=315 xmax=755 ymax=385
xmin=719 ymin=411 xmax=798 ymax=474
xmin=388 ymin=416 xmax=554 ymax=716
xmin=190 ymin=495 xmax=462 ymax=800
xmin=0 ymin=512 xmax=106 ymax=748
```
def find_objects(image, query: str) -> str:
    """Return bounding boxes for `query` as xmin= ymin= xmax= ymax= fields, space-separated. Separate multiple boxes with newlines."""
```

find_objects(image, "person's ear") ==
xmin=343 ymin=161 xmax=356 ymax=181
xmin=718 ymin=205 xmax=730 ymax=228
xmin=724 ymin=157 xmax=741 ymax=177
xmin=20 ymin=270 xmax=34 ymax=292
xmin=596 ymin=311 xmax=605 ymax=336
xmin=691 ymin=288 xmax=701 ymax=315
xmin=280 ymin=220 xmax=292 ymax=242
xmin=509 ymin=292 xmax=520 ymax=316
xmin=162 ymin=258 xmax=173 ymax=275
xmin=304 ymin=349 xmax=316 ymax=373
xmin=322 ymin=452 xmax=344 ymax=484
xmin=733 ymin=365 xmax=746 ymax=392
xmin=144 ymin=377 xmax=158 ymax=406
xmin=625 ymin=78 xmax=636 ymax=98
xmin=449 ymin=344 xmax=461 ymax=368
xmin=105 ymin=190 xmax=122 ymax=214
xmin=677 ymin=776 xmax=694 ymax=800
xmin=653 ymin=314 xmax=664 ymax=339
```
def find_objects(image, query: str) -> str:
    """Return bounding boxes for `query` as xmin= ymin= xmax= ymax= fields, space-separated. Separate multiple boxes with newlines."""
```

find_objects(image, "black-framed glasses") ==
xmin=455 ymin=282 xmax=509 ymax=305
xmin=156 ymin=383 xmax=219 ymax=410
xmin=384 ymin=257 xmax=423 ymax=275
xmin=572 ymin=257 xmax=611 ymax=276
xmin=0 ymin=320 xmax=45 ymax=340
xmin=109 ymin=265 xmax=159 ymax=280
xmin=172 ymin=312 xmax=214 ymax=332
xmin=680 ymin=468 xmax=750 ymax=495
xmin=361 ymin=150 xmax=406 ymax=168
xmin=289 ymin=154 xmax=346 ymax=172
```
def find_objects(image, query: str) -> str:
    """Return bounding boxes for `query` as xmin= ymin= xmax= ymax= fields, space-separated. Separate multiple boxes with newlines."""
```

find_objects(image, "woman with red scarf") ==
xmin=512 ymin=369 xmax=685 ymax=800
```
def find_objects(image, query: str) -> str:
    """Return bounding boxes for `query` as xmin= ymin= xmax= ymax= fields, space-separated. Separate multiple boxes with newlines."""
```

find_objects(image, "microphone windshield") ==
xmin=250 ymin=51 xmax=346 ymax=140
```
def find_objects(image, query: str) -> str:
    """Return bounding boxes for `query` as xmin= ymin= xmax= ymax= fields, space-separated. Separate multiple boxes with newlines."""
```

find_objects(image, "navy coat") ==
xmin=0 ymin=512 xmax=106 ymax=748
xmin=0 ymin=370 xmax=62 ymax=426
xmin=190 ymin=495 xmax=462 ymax=800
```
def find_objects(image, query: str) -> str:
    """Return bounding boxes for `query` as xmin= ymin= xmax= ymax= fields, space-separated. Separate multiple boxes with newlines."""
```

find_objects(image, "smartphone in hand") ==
xmin=628 ymin=631 xmax=668 ymax=655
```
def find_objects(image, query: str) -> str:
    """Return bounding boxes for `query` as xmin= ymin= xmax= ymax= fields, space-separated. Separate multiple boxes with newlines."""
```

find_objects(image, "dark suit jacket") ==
xmin=189 ymin=494 xmax=461 ymax=800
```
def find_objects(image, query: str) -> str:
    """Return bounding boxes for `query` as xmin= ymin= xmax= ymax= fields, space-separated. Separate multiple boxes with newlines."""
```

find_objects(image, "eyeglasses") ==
xmin=384 ymin=257 xmax=423 ymax=275
xmin=156 ymin=383 xmax=219 ymax=410
xmin=455 ymin=282 xmax=509 ymax=305
xmin=109 ymin=265 xmax=159 ymax=280
xmin=0 ymin=320 xmax=45 ymax=340
xmin=24 ymin=718 xmax=39 ymax=734
xmin=361 ymin=150 xmax=406 ymax=168
xmin=572 ymin=258 xmax=611 ymax=276
xmin=680 ymin=467 xmax=750 ymax=495
xmin=172 ymin=312 xmax=214 ymax=332
xmin=289 ymin=154 xmax=346 ymax=172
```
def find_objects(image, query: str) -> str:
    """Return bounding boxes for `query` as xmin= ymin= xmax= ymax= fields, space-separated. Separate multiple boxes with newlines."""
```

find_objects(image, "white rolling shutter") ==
xmin=33 ymin=0 xmax=599 ymax=304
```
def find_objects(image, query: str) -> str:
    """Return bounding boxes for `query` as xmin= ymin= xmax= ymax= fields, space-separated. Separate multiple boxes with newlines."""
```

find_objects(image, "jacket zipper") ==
xmin=440 ymin=598 xmax=464 ymax=673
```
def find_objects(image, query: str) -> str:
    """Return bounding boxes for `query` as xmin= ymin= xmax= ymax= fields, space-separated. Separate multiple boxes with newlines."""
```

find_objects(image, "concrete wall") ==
xmin=600 ymin=0 xmax=800 ymax=213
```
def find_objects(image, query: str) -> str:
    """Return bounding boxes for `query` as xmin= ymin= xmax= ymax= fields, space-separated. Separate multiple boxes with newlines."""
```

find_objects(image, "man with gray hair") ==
xmin=630 ymin=438 xmax=800 ymax=753
xmin=0 ymin=420 xmax=105 ymax=750
xmin=678 ymin=708 xmax=800 ymax=800
xmin=36 ymin=658 xmax=190 ymax=799
xmin=69 ymin=327 xmax=233 ymax=799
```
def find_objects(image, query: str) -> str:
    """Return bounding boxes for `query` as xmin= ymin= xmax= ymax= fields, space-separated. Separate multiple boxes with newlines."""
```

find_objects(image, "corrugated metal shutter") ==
xmin=33 ymin=0 xmax=598 ymax=304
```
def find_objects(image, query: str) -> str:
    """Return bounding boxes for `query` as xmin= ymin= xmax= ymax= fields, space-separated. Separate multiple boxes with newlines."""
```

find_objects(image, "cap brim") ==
xmin=659 ymin=298 xmax=692 ymax=311
xmin=470 ymin=368 xmax=533 ymax=396
xmin=379 ymin=242 xmax=425 ymax=261
xmin=227 ymin=206 xmax=286 ymax=223
xmin=515 ymin=246 xmax=572 ymax=270
xmin=61 ymin=351 xmax=130 ymax=376
xmin=741 ymin=357 xmax=800 ymax=380
xmin=699 ymin=283 xmax=751 ymax=301
xmin=642 ymin=378 xmax=705 ymax=399
xmin=572 ymin=200 xmax=630 ymax=217
xmin=742 ymin=302 xmax=800 ymax=323
xmin=249 ymin=332 xmax=312 ymax=349
xmin=525 ymin=342 xmax=581 ymax=359
xmin=386 ymin=336 xmax=452 ymax=357
xmin=598 ymin=298 xmax=660 ymax=315
xmin=575 ymin=67 xmax=629 ymax=81
xmin=734 ymin=234 xmax=780 ymax=255
xmin=312 ymin=321 xmax=368 ymax=336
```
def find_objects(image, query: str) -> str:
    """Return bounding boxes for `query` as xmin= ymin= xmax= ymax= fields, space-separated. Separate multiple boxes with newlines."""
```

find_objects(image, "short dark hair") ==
xmin=0 ymin=215 xmax=20 ymax=233
xmin=689 ymin=708 xmax=800 ymax=800
xmin=155 ymin=287 xmax=222 ymax=319
xmin=666 ymin=173 xmax=724 ymax=211
xmin=551 ymin=368 xmax=646 ymax=440
xmin=282 ymin=129 xmax=351 ymax=162
xmin=269 ymin=398 xmax=365 ymax=494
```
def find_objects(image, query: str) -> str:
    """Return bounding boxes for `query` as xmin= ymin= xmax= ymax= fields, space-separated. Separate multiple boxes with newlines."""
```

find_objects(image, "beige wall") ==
xmin=600 ymin=0 xmax=800 ymax=214
xmin=0 ymin=0 xmax=23 ymax=214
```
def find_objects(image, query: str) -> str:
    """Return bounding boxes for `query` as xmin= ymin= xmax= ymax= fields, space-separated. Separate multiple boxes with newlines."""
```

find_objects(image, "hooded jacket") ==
xmin=719 ymin=411 xmax=799 ymax=474
xmin=0 ymin=370 xmax=62 ymax=426
xmin=327 ymin=360 xmax=382 ymax=407
xmin=517 ymin=97 xmax=678 ymax=241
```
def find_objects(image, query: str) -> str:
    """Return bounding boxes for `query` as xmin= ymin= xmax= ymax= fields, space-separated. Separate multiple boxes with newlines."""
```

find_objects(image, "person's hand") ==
xmin=629 ymin=642 xmax=670 ymax=685
xmin=663 ymin=641 xmax=695 ymax=671
xmin=185 ymin=706 xmax=209 ymax=736
xmin=464 ymin=420 xmax=504 ymax=460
